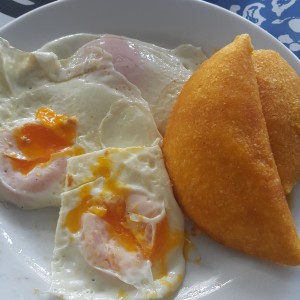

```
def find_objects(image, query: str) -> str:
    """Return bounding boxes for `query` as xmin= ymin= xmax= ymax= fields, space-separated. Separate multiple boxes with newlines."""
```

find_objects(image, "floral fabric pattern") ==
xmin=205 ymin=0 xmax=300 ymax=58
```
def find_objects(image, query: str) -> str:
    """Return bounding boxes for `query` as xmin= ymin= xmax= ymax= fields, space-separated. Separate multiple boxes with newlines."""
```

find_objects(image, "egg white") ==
xmin=0 ymin=33 xmax=206 ymax=209
xmin=51 ymin=146 xmax=185 ymax=300
xmin=0 ymin=37 xmax=161 ymax=209
xmin=40 ymin=33 xmax=207 ymax=134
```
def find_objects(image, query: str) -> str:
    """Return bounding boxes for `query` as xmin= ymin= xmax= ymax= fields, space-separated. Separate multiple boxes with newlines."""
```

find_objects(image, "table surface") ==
xmin=0 ymin=0 xmax=299 ymax=59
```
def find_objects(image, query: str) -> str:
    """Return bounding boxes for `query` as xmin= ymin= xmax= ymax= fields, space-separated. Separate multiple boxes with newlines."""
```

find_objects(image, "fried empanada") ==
xmin=163 ymin=34 xmax=300 ymax=265
xmin=253 ymin=50 xmax=300 ymax=194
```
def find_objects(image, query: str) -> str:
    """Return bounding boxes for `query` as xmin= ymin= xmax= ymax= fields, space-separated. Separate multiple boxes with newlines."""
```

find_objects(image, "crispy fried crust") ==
xmin=163 ymin=35 xmax=300 ymax=265
xmin=253 ymin=50 xmax=300 ymax=194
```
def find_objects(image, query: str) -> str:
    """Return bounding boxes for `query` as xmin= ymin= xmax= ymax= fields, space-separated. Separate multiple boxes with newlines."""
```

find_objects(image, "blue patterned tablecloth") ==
xmin=0 ymin=0 xmax=299 ymax=59
xmin=206 ymin=0 xmax=300 ymax=59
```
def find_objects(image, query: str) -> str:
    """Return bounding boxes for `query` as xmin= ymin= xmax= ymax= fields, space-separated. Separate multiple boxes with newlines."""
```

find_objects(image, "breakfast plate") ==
xmin=0 ymin=0 xmax=300 ymax=299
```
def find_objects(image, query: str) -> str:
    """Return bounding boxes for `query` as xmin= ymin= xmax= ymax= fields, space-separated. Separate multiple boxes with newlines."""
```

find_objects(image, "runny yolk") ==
xmin=65 ymin=150 xmax=184 ymax=274
xmin=65 ymin=176 xmax=140 ymax=253
xmin=150 ymin=217 xmax=184 ymax=278
xmin=8 ymin=107 xmax=79 ymax=174
xmin=90 ymin=155 xmax=112 ymax=178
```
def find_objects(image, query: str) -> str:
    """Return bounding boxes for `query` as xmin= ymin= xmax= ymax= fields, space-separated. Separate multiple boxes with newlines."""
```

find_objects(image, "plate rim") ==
xmin=0 ymin=0 xmax=299 ymax=73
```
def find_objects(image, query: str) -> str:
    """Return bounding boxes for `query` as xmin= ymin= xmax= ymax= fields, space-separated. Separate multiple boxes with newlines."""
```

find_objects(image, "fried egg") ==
xmin=41 ymin=33 xmax=207 ymax=134
xmin=50 ymin=145 xmax=184 ymax=300
xmin=0 ymin=38 xmax=160 ymax=209
xmin=0 ymin=33 xmax=206 ymax=209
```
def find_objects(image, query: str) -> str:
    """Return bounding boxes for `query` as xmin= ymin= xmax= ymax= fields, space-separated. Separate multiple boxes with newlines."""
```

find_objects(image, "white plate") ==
xmin=0 ymin=0 xmax=300 ymax=299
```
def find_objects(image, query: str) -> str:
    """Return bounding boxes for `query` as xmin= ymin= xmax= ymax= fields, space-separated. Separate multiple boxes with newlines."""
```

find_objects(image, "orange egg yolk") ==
xmin=8 ymin=107 xmax=80 ymax=174
xmin=65 ymin=150 xmax=184 ymax=277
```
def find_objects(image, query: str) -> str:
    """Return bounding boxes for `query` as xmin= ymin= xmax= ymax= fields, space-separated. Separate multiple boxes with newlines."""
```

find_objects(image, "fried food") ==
xmin=253 ymin=50 xmax=300 ymax=194
xmin=163 ymin=34 xmax=300 ymax=265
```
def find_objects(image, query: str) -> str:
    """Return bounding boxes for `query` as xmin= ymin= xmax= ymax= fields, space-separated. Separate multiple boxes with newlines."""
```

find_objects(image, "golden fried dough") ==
xmin=253 ymin=50 xmax=300 ymax=194
xmin=163 ymin=34 xmax=300 ymax=265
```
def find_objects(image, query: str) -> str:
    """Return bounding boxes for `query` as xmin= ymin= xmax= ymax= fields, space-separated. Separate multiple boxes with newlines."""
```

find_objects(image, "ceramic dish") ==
xmin=0 ymin=0 xmax=299 ymax=299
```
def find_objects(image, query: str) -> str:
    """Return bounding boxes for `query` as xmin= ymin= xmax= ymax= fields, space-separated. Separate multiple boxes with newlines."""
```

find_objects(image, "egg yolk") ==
xmin=8 ymin=107 xmax=80 ymax=174
xmin=65 ymin=149 xmax=184 ymax=277
xmin=150 ymin=217 xmax=183 ymax=277
xmin=66 ymin=151 xmax=139 ymax=253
